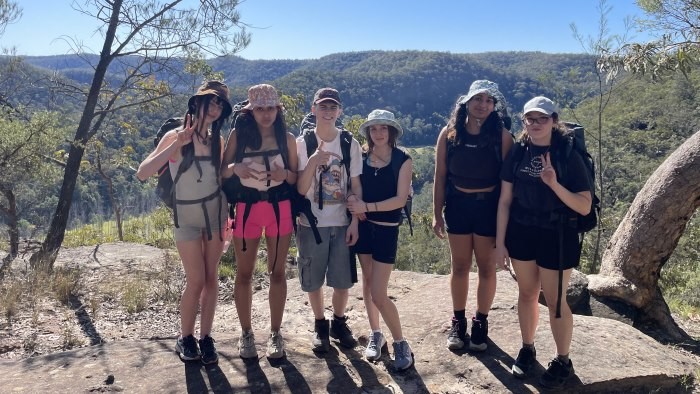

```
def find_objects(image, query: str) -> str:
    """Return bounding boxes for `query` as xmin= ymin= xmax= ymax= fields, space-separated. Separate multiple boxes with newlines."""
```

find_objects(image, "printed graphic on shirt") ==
xmin=314 ymin=153 xmax=346 ymax=205
xmin=520 ymin=153 xmax=545 ymax=178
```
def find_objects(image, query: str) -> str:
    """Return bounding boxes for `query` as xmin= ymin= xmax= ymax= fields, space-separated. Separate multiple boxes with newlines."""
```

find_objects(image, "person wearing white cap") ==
xmin=494 ymin=96 xmax=592 ymax=389
xmin=433 ymin=80 xmax=513 ymax=353
xmin=346 ymin=109 xmax=414 ymax=370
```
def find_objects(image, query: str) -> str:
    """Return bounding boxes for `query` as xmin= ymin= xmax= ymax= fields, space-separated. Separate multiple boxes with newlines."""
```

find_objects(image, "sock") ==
xmin=557 ymin=354 xmax=570 ymax=364
xmin=523 ymin=343 xmax=535 ymax=350
xmin=394 ymin=338 xmax=405 ymax=343
xmin=475 ymin=311 xmax=488 ymax=321
xmin=454 ymin=310 xmax=466 ymax=320
xmin=333 ymin=314 xmax=345 ymax=321
xmin=315 ymin=317 xmax=326 ymax=322
xmin=372 ymin=329 xmax=382 ymax=334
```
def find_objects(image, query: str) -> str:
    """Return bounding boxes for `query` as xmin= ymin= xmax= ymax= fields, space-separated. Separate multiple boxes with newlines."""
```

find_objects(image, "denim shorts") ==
xmin=352 ymin=220 xmax=399 ymax=264
xmin=505 ymin=219 xmax=581 ymax=270
xmin=296 ymin=225 xmax=354 ymax=292
xmin=444 ymin=190 xmax=498 ymax=236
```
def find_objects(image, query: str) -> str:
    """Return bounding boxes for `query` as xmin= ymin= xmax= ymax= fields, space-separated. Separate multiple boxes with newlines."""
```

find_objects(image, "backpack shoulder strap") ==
xmin=340 ymin=129 xmax=353 ymax=181
xmin=303 ymin=130 xmax=317 ymax=159
xmin=511 ymin=141 xmax=527 ymax=177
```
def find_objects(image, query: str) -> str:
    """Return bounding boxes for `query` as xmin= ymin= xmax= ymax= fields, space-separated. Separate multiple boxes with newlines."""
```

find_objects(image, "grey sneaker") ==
xmin=175 ymin=334 xmax=200 ymax=361
xmin=266 ymin=331 xmax=285 ymax=359
xmin=392 ymin=341 xmax=414 ymax=371
xmin=238 ymin=330 xmax=257 ymax=359
xmin=330 ymin=315 xmax=357 ymax=348
xmin=364 ymin=331 xmax=387 ymax=361
xmin=312 ymin=319 xmax=330 ymax=352
xmin=447 ymin=317 xmax=467 ymax=350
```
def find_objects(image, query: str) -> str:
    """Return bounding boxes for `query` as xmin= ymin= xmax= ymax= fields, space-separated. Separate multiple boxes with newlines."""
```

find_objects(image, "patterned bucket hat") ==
xmin=243 ymin=84 xmax=283 ymax=110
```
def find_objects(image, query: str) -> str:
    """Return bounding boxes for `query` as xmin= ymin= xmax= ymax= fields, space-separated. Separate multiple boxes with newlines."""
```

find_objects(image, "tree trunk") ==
xmin=29 ymin=1 xmax=121 ymax=270
xmin=588 ymin=130 xmax=700 ymax=341
xmin=0 ymin=186 xmax=18 ymax=274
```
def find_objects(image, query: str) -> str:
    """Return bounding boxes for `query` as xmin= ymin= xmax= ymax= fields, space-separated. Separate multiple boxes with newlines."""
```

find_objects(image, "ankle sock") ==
xmin=454 ymin=310 xmax=466 ymax=320
xmin=557 ymin=354 xmax=570 ymax=364
xmin=475 ymin=311 xmax=488 ymax=321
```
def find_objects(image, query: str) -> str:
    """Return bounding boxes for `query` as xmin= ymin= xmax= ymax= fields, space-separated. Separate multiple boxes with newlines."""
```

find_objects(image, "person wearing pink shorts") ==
xmin=222 ymin=84 xmax=298 ymax=359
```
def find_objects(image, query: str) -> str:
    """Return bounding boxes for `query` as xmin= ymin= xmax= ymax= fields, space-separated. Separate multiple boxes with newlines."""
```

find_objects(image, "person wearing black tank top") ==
xmin=222 ymin=84 xmax=298 ymax=359
xmin=137 ymin=80 xmax=232 ymax=365
xmin=432 ymin=80 xmax=513 ymax=353
xmin=346 ymin=109 xmax=414 ymax=371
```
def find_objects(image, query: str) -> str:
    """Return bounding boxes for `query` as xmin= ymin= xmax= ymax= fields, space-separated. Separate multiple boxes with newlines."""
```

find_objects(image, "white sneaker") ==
xmin=238 ymin=330 xmax=257 ymax=359
xmin=365 ymin=331 xmax=387 ymax=361
xmin=266 ymin=331 xmax=285 ymax=359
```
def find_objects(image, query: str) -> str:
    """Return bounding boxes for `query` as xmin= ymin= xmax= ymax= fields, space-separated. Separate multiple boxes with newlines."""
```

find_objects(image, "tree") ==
xmin=601 ymin=0 xmax=700 ymax=79
xmin=591 ymin=0 xmax=700 ymax=340
xmin=29 ymin=0 xmax=250 ymax=270
xmin=588 ymin=130 xmax=700 ymax=341
xmin=0 ymin=0 xmax=20 ymax=36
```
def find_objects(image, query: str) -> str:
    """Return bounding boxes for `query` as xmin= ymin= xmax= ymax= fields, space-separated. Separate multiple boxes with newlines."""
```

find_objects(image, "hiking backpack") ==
xmin=153 ymin=117 xmax=184 ymax=209
xmin=510 ymin=122 xmax=600 ymax=235
xmin=389 ymin=148 xmax=414 ymax=235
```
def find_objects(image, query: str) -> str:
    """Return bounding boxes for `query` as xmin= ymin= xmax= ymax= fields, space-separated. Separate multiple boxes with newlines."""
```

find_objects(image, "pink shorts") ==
xmin=233 ymin=200 xmax=293 ymax=239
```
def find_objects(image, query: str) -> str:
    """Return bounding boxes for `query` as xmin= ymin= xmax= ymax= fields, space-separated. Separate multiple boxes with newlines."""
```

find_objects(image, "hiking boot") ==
xmin=312 ymin=319 xmax=330 ymax=352
xmin=446 ymin=317 xmax=467 ymax=350
xmin=468 ymin=316 xmax=488 ymax=351
xmin=539 ymin=357 xmax=575 ymax=389
xmin=392 ymin=340 xmax=414 ymax=371
xmin=198 ymin=335 xmax=218 ymax=365
xmin=238 ymin=330 xmax=257 ymax=359
xmin=175 ymin=334 xmax=200 ymax=361
xmin=330 ymin=315 xmax=357 ymax=348
xmin=364 ymin=331 xmax=387 ymax=361
xmin=512 ymin=346 xmax=537 ymax=378
xmin=266 ymin=331 xmax=285 ymax=359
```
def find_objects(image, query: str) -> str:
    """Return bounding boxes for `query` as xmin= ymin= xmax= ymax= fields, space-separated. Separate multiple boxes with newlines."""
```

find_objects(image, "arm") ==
xmin=285 ymin=132 xmax=299 ymax=185
xmin=501 ymin=128 xmax=514 ymax=159
xmin=493 ymin=180 xmax=513 ymax=269
xmin=432 ymin=127 xmax=449 ymax=238
xmin=136 ymin=130 xmax=183 ymax=181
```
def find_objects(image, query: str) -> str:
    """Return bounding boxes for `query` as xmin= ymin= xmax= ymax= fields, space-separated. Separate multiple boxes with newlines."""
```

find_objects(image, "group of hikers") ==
xmin=136 ymin=77 xmax=593 ymax=390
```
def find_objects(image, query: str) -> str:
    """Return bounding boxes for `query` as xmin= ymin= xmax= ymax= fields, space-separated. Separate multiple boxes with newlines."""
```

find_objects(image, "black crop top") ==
xmin=360 ymin=154 xmax=404 ymax=223
xmin=447 ymin=132 xmax=501 ymax=189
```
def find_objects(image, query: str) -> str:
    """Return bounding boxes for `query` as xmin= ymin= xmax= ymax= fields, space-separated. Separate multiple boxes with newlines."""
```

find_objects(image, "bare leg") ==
xmin=511 ymin=259 xmax=540 ymax=344
xmin=370 ymin=260 xmax=403 ymax=340
xmin=199 ymin=232 xmax=225 ymax=336
xmin=473 ymin=235 xmax=497 ymax=315
xmin=232 ymin=237 xmax=261 ymax=332
xmin=447 ymin=234 xmax=474 ymax=312
xmin=266 ymin=234 xmax=291 ymax=332
xmin=176 ymin=238 xmax=206 ymax=336
xmin=359 ymin=254 xmax=380 ymax=330
xmin=540 ymin=267 xmax=574 ymax=356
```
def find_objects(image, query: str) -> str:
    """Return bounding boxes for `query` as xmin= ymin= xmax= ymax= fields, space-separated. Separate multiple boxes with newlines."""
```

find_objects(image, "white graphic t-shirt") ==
xmin=296 ymin=130 xmax=362 ymax=227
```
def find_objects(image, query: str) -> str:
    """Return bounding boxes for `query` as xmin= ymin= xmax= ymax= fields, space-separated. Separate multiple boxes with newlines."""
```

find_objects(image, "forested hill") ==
xmin=20 ymin=50 xmax=597 ymax=146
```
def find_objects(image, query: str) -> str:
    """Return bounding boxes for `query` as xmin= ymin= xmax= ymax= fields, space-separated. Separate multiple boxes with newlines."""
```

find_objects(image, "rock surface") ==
xmin=0 ymin=243 xmax=698 ymax=393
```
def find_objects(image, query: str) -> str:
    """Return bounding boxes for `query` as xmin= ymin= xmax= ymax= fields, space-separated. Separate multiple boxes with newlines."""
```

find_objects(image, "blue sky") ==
xmin=3 ymin=0 xmax=655 ymax=59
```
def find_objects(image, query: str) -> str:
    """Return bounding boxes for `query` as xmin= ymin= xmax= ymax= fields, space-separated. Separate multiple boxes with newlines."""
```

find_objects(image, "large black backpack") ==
xmin=153 ymin=117 xmax=184 ymax=209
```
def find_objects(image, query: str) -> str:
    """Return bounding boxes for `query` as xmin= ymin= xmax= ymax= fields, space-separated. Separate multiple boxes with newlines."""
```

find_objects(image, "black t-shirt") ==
xmin=501 ymin=139 xmax=591 ymax=214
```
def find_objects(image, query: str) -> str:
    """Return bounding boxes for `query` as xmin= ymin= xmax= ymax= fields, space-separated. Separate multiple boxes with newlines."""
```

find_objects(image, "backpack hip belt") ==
xmin=173 ymin=189 xmax=223 ymax=241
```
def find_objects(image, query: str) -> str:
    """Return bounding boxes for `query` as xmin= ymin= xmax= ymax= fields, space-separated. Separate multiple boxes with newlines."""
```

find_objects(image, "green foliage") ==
xmin=395 ymin=213 xmax=451 ymax=275
xmin=122 ymin=280 xmax=149 ymax=314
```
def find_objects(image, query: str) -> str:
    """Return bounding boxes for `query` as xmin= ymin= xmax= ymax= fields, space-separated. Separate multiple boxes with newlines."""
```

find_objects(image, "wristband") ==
xmin=365 ymin=202 xmax=369 ymax=212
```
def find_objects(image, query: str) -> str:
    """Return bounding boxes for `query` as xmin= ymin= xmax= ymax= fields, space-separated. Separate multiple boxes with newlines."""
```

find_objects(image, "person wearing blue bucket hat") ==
xmin=346 ymin=109 xmax=414 ymax=370
xmin=432 ymin=79 xmax=514 ymax=353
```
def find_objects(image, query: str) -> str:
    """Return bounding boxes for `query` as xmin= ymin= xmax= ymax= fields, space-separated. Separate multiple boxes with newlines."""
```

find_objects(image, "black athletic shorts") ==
xmin=505 ymin=219 xmax=581 ymax=270
xmin=353 ymin=220 xmax=400 ymax=264
xmin=444 ymin=190 xmax=498 ymax=237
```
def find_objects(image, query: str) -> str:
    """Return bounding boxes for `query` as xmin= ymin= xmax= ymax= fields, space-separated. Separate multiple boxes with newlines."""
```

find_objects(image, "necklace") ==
xmin=370 ymin=151 xmax=390 ymax=176
xmin=197 ymin=129 xmax=212 ymax=146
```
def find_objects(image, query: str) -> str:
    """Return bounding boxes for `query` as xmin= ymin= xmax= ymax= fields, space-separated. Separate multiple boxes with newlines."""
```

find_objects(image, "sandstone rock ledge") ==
xmin=0 ymin=270 xmax=696 ymax=393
